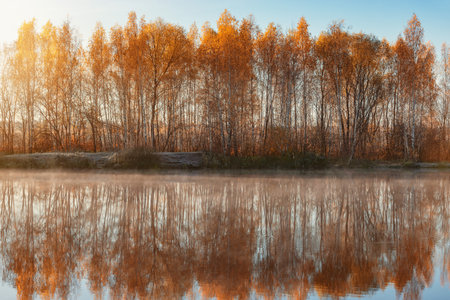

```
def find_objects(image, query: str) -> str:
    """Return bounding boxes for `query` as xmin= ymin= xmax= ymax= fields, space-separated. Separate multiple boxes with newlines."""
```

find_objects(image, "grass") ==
xmin=332 ymin=159 xmax=376 ymax=169
xmin=435 ymin=162 xmax=450 ymax=169
xmin=0 ymin=153 xmax=95 ymax=169
xmin=203 ymin=152 xmax=329 ymax=170
xmin=0 ymin=150 xmax=447 ymax=170
xmin=107 ymin=148 xmax=160 ymax=169
xmin=400 ymin=160 xmax=420 ymax=169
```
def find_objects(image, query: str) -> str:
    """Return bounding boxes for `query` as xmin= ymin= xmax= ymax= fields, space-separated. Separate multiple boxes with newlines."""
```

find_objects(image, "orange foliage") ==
xmin=0 ymin=11 xmax=447 ymax=161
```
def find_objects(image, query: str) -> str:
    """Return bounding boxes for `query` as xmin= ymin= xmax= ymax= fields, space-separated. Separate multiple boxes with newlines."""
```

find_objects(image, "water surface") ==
xmin=0 ymin=170 xmax=449 ymax=299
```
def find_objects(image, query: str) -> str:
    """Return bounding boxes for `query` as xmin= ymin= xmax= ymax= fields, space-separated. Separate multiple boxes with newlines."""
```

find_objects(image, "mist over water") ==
xmin=0 ymin=170 xmax=448 ymax=299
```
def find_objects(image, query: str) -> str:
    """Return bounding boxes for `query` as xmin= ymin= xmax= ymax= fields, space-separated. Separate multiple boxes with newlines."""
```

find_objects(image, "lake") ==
xmin=0 ymin=170 xmax=448 ymax=299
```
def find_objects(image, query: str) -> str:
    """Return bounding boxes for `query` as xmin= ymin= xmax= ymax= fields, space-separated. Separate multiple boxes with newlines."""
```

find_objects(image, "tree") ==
xmin=255 ymin=23 xmax=282 ymax=153
xmin=347 ymin=34 xmax=385 ymax=162
xmin=110 ymin=24 xmax=130 ymax=148
xmin=293 ymin=17 xmax=314 ymax=152
xmin=87 ymin=22 xmax=111 ymax=151
xmin=439 ymin=44 xmax=450 ymax=159
xmin=55 ymin=21 xmax=82 ymax=151
xmin=39 ymin=21 xmax=60 ymax=150
xmin=141 ymin=18 xmax=191 ymax=150
xmin=13 ymin=20 xmax=38 ymax=153
xmin=0 ymin=11 xmax=446 ymax=162
xmin=315 ymin=22 xmax=351 ymax=156
xmin=403 ymin=14 xmax=425 ymax=159
xmin=0 ymin=46 xmax=17 ymax=153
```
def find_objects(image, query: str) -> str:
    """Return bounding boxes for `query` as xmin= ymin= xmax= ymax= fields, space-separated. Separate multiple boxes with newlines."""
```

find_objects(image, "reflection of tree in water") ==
xmin=0 ymin=173 xmax=448 ymax=299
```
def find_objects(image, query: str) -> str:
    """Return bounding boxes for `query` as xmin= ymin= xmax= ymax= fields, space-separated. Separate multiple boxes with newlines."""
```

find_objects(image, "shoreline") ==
xmin=0 ymin=151 xmax=448 ymax=171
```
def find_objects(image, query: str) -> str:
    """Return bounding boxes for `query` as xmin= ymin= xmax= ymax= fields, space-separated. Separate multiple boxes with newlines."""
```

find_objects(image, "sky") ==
xmin=0 ymin=0 xmax=449 ymax=54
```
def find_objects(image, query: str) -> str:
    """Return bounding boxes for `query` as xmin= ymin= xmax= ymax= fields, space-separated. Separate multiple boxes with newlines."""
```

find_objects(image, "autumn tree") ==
xmin=110 ymin=24 xmax=130 ymax=148
xmin=39 ymin=21 xmax=60 ymax=150
xmin=87 ymin=22 xmax=111 ymax=151
xmin=347 ymin=34 xmax=386 ymax=161
xmin=197 ymin=11 xmax=254 ymax=155
xmin=315 ymin=22 xmax=351 ymax=157
xmin=294 ymin=17 xmax=314 ymax=152
xmin=55 ymin=21 xmax=83 ymax=151
xmin=439 ymin=44 xmax=450 ymax=159
xmin=140 ymin=19 xmax=191 ymax=150
xmin=0 ymin=46 xmax=17 ymax=153
xmin=255 ymin=23 xmax=282 ymax=153
xmin=0 ymin=11 xmax=446 ymax=161
xmin=402 ymin=14 xmax=432 ymax=159
xmin=12 ymin=20 xmax=38 ymax=153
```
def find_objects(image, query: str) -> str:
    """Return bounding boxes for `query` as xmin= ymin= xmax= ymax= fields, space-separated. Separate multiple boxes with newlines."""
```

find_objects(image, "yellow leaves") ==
xmin=187 ymin=23 xmax=199 ymax=48
xmin=404 ymin=13 xmax=424 ymax=57
xmin=350 ymin=34 xmax=380 ymax=68
xmin=199 ymin=10 xmax=253 ymax=81
xmin=88 ymin=23 xmax=110 ymax=79
xmin=216 ymin=9 xmax=238 ymax=34
xmin=110 ymin=25 xmax=126 ymax=68
xmin=16 ymin=19 xmax=37 ymax=55
xmin=14 ymin=19 xmax=37 ymax=81
xmin=315 ymin=25 xmax=348 ymax=63
xmin=238 ymin=17 xmax=254 ymax=63
xmin=394 ymin=15 xmax=435 ymax=104
xmin=1 ymin=10 xmax=446 ymax=158
xmin=140 ymin=19 xmax=191 ymax=80
xmin=40 ymin=21 xmax=58 ymax=59
xmin=258 ymin=23 xmax=281 ymax=48
xmin=255 ymin=23 xmax=282 ymax=70
xmin=294 ymin=17 xmax=312 ymax=55
xmin=54 ymin=22 xmax=80 ymax=80
xmin=315 ymin=23 xmax=352 ymax=79
xmin=125 ymin=11 xmax=138 ymax=39
xmin=393 ymin=36 xmax=412 ymax=71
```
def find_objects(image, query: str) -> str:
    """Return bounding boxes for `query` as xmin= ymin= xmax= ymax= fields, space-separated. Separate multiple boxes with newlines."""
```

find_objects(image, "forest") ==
xmin=0 ymin=10 xmax=448 ymax=162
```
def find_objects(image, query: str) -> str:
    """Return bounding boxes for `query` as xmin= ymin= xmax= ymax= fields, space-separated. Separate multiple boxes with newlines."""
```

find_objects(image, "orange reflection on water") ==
xmin=0 ymin=171 xmax=448 ymax=299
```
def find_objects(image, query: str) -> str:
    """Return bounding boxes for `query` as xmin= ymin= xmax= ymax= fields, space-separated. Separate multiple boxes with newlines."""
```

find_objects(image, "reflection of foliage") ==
xmin=0 ymin=172 xmax=447 ymax=299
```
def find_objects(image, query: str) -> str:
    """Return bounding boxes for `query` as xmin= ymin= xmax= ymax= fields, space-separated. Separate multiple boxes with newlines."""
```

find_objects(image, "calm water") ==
xmin=0 ymin=170 xmax=448 ymax=300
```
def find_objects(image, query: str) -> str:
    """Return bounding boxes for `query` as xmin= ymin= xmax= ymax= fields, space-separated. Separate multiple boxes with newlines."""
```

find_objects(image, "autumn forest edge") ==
xmin=1 ymin=10 xmax=449 ymax=162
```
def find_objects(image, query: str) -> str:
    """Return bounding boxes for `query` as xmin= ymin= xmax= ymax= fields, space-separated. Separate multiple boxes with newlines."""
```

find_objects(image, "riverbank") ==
xmin=0 ymin=151 xmax=202 ymax=169
xmin=0 ymin=151 xmax=448 ymax=170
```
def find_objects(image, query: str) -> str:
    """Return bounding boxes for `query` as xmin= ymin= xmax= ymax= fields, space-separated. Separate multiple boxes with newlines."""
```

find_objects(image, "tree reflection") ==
xmin=0 ymin=172 xmax=448 ymax=299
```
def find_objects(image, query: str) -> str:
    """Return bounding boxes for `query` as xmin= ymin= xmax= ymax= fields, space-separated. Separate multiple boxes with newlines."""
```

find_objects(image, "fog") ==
xmin=0 ymin=170 xmax=448 ymax=299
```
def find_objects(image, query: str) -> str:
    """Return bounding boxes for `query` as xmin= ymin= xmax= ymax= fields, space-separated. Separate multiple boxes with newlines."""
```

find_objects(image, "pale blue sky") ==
xmin=0 ymin=0 xmax=448 ymax=53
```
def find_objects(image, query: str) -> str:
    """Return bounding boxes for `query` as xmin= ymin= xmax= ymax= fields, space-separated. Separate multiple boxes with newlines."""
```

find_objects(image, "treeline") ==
xmin=0 ymin=10 xmax=448 ymax=161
